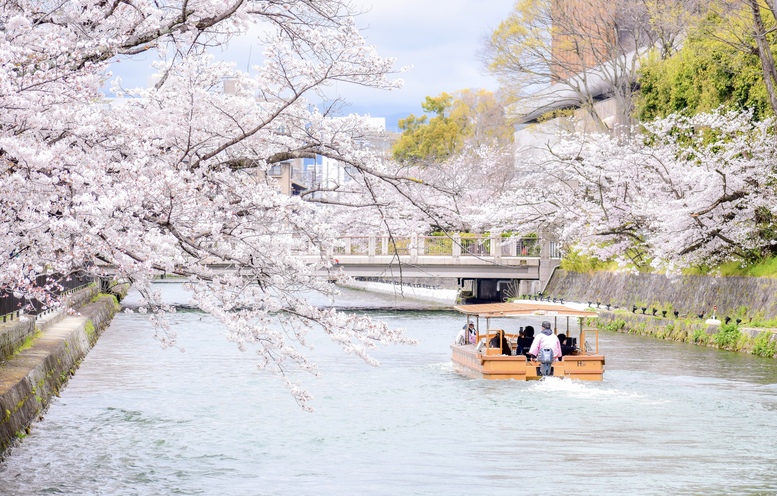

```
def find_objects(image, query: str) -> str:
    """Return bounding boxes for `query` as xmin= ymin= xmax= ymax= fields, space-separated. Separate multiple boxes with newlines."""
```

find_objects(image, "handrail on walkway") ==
xmin=316 ymin=234 xmax=559 ymax=259
xmin=0 ymin=276 xmax=95 ymax=323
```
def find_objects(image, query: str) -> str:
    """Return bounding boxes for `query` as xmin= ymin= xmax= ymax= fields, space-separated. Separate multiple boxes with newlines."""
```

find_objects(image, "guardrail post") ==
xmin=505 ymin=237 xmax=516 ymax=257
xmin=381 ymin=235 xmax=388 ymax=255
xmin=453 ymin=233 xmax=461 ymax=258
xmin=368 ymin=235 xmax=376 ymax=257
xmin=540 ymin=238 xmax=550 ymax=259
xmin=344 ymin=236 xmax=351 ymax=255
xmin=491 ymin=232 xmax=500 ymax=259
xmin=410 ymin=234 xmax=418 ymax=263
xmin=418 ymin=235 xmax=425 ymax=256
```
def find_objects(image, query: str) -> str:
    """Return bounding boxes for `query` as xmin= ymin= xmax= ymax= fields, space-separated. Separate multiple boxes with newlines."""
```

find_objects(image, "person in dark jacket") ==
xmin=558 ymin=333 xmax=577 ymax=356
xmin=488 ymin=330 xmax=512 ymax=355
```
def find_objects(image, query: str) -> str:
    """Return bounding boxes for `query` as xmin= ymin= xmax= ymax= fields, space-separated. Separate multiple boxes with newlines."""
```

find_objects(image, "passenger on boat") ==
xmin=466 ymin=321 xmax=477 ymax=344
xmin=454 ymin=321 xmax=477 ymax=345
xmin=516 ymin=326 xmax=534 ymax=355
xmin=515 ymin=329 xmax=525 ymax=354
xmin=528 ymin=321 xmax=562 ymax=360
xmin=488 ymin=330 xmax=512 ymax=355
xmin=558 ymin=333 xmax=577 ymax=356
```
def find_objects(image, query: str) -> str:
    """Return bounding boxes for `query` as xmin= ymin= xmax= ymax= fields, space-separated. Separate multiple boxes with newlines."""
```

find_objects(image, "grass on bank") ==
xmin=561 ymin=249 xmax=777 ymax=278
xmin=691 ymin=257 xmax=777 ymax=278
xmin=11 ymin=329 xmax=42 ymax=357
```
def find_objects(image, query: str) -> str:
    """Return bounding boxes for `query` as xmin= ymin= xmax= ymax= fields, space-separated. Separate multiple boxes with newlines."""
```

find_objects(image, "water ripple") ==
xmin=3 ymin=285 xmax=777 ymax=494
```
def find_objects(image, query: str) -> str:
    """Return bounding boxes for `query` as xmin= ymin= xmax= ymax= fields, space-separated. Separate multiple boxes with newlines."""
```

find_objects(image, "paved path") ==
xmin=0 ymin=314 xmax=88 ymax=396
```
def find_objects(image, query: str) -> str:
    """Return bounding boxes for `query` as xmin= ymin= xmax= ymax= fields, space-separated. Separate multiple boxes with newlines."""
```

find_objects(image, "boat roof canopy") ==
xmin=453 ymin=301 xmax=598 ymax=319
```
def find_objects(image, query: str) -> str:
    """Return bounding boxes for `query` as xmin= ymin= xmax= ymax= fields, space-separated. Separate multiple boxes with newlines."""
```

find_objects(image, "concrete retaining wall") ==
xmin=545 ymin=270 xmax=777 ymax=356
xmin=0 ymin=319 xmax=36 ymax=365
xmin=0 ymin=293 xmax=120 ymax=458
xmin=545 ymin=270 xmax=777 ymax=320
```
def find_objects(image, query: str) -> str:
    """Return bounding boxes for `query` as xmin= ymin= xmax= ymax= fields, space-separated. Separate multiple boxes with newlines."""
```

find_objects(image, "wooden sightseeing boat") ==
xmin=451 ymin=301 xmax=605 ymax=381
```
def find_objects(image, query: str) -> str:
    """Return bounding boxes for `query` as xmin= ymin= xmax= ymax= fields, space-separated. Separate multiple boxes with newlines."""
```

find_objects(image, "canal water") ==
xmin=1 ymin=284 xmax=777 ymax=495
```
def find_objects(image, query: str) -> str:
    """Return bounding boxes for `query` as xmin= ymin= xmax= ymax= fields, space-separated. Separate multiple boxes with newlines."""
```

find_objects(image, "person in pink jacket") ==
xmin=529 ymin=321 xmax=562 ymax=360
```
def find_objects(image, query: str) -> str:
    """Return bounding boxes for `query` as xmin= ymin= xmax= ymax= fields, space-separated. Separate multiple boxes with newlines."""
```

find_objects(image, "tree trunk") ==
xmin=747 ymin=0 xmax=777 ymax=115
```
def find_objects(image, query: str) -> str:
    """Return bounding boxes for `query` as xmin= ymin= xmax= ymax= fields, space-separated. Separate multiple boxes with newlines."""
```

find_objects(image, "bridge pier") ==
xmin=455 ymin=238 xmax=559 ymax=303
xmin=457 ymin=278 xmax=543 ymax=303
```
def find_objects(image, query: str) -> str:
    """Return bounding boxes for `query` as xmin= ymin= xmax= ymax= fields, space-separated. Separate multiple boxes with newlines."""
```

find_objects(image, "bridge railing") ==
xmin=500 ymin=237 xmax=541 ymax=257
xmin=328 ymin=235 xmax=547 ymax=258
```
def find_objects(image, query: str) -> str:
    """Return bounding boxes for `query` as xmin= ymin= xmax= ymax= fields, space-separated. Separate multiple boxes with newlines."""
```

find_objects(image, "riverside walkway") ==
xmin=0 ymin=289 xmax=120 ymax=457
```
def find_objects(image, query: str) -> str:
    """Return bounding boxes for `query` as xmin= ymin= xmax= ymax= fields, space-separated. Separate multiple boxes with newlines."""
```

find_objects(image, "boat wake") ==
xmin=527 ymin=376 xmax=649 ymax=402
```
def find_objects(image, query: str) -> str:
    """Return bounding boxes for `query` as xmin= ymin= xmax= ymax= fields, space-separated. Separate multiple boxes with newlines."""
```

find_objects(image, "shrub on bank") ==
xmin=691 ymin=328 xmax=709 ymax=345
xmin=604 ymin=319 xmax=626 ymax=332
xmin=752 ymin=332 xmax=777 ymax=357
xmin=597 ymin=312 xmax=777 ymax=358
xmin=713 ymin=323 xmax=741 ymax=349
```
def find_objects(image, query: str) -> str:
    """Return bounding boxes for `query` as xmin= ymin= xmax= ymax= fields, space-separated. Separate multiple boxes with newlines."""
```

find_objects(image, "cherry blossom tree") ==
xmin=474 ymin=111 xmax=777 ymax=271
xmin=0 ymin=0 xmax=450 ymax=409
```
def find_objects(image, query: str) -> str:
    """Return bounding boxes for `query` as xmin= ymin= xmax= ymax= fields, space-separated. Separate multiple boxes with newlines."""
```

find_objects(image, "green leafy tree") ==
xmin=479 ymin=0 xmax=696 ymax=132
xmin=392 ymin=90 xmax=512 ymax=164
xmin=636 ymin=6 xmax=775 ymax=120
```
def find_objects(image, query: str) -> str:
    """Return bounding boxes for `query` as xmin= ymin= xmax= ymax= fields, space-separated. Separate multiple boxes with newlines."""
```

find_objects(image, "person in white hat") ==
xmin=454 ymin=320 xmax=477 ymax=345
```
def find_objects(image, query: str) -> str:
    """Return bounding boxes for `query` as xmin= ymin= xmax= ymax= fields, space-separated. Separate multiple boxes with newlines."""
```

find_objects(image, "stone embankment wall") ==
xmin=0 ymin=285 xmax=125 ymax=457
xmin=545 ymin=270 xmax=777 ymax=357
xmin=546 ymin=270 xmax=777 ymax=318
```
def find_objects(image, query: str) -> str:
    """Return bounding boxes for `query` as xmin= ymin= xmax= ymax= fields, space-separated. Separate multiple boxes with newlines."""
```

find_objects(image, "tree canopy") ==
xmin=0 ymin=0 xmax=453 ymax=409
xmin=636 ymin=4 xmax=776 ymax=120
xmin=480 ymin=0 xmax=694 ymax=130
xmin=391 ymin=89 xmax=513 ymax=164
xmin=465 ymin=110 xmax=777 ymax=270
xmin=472 ymin=0 xmax=777 ymax=271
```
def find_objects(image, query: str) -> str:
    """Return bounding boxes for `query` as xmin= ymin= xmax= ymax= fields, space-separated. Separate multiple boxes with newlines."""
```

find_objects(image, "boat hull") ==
xmin=451 ymin=344 xmax=604 ymax=381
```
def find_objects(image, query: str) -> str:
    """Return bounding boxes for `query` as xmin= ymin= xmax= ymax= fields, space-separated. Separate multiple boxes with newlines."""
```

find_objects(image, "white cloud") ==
xmin=107 ymin=1 xmax=514 ymax=122
xmin=344 ymin=0 xmax=513 ymax=115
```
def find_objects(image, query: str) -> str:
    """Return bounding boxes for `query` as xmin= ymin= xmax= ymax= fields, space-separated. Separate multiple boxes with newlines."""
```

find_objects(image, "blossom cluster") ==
xmin=474 ymin=111 xmax=777 ymax=271
xmin=0 ymin=0 xmax=432 ymax=409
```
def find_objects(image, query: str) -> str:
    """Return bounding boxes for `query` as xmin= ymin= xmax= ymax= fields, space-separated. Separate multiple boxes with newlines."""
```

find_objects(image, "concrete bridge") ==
xmin=105 ymin=234 xmax=560 ymax=303
xmin=307 ymin=234 xmax=561 ymax=302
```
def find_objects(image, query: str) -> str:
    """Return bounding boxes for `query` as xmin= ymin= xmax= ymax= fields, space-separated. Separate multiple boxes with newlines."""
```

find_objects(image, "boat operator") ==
xmin=528 ymin=321 xmax=562 ymax=360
